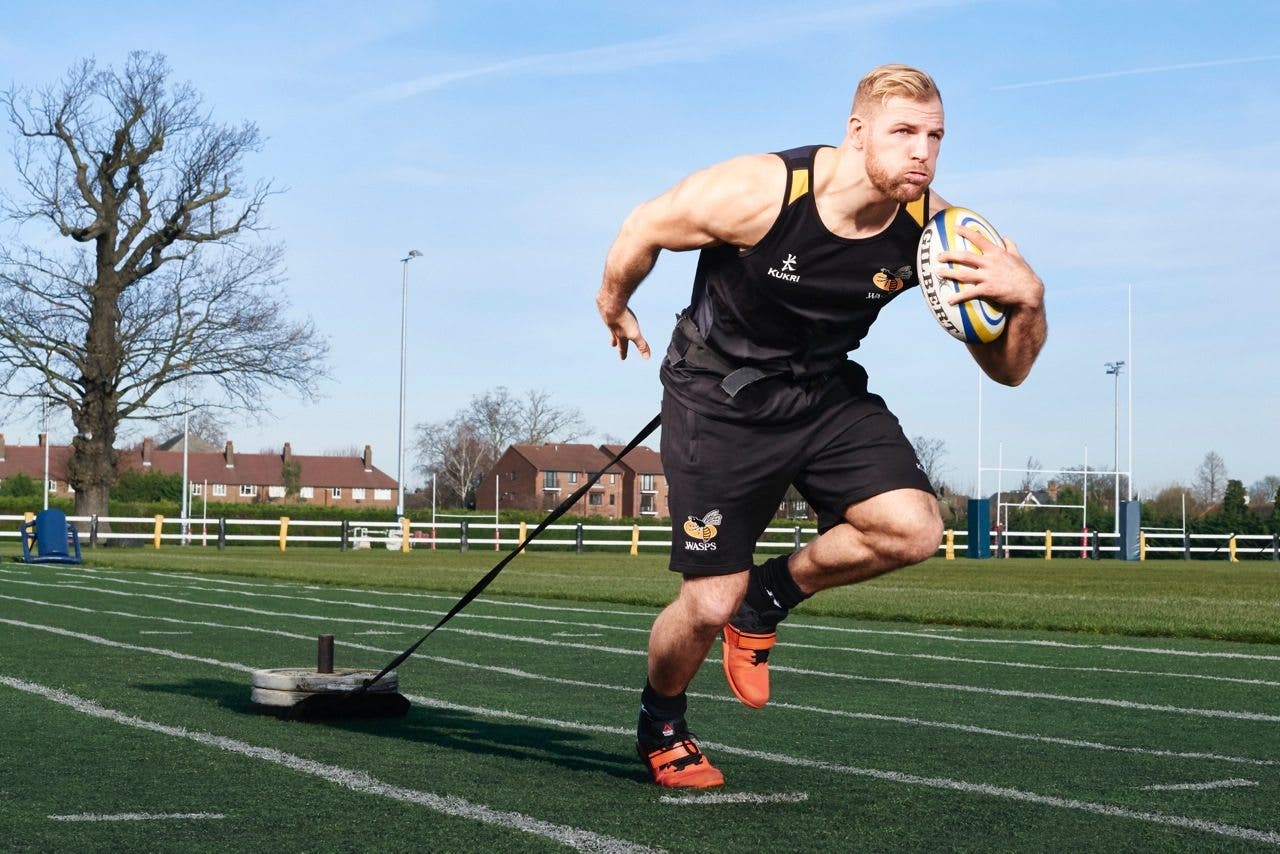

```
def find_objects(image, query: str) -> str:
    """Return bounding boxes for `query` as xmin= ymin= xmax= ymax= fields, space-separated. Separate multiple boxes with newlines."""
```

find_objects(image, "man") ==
xmin=595 ymin=65 xmax=1046 ymax=789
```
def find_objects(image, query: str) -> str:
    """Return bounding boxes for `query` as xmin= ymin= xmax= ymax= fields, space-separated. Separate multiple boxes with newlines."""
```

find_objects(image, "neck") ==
xmin=814 ymin=145 xmax=900 ymax=239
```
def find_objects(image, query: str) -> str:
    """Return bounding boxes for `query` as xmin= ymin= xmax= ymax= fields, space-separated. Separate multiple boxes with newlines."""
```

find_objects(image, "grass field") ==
xmin=3 ymin=547 xmax=1280 ymax=850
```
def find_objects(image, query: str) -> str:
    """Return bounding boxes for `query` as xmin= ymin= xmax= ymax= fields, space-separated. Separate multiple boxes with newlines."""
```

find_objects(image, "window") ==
xmin=641 ymin=494 xmax=656 ymax=515
xmin=543 ymin=471 xmax=558 ymax=489
xmin=190 ymin=483 xmax=203 ymax=496
xmin=47 ymin=479 xmax=57 ymax=492
xmin=374 ymin=488 xmax=391 ymax=501
xmin=240 ymin=484 xmax=258 ymax=497
xmin=268 ymin=485 xmax=286 ymax=498
xmin=300 ymin=486 xmax=314 ymax=500
xmin=589 ymin=492 xmax=602 ymax=506
xmin=641 ymin=474 xmax=655 ymax=492
xmin=212 ymin=483 xmax=227 ymax=496
xmin=331 ymin=487 xmax=342 ymax=499
xmin=352 ymin=487 xmax=366 ymax=501
xmin=568 ymin=471 xmax=578 ymax=484
xmin=609 ymin=494 xmax=616 ymax=505
xmin=609 ymin=474 xmax=616 ymax=485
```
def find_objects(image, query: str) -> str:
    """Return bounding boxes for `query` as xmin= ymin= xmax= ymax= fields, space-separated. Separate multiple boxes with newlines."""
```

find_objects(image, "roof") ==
xmin=0 ymin=443 xmax=72 ymax=481
xmin=0 ymin=439 xmax=395 ymax=489
xmin=509 ymin=443 xmax=623 ymax=475
xmin=600 ymin=444 xmax=663 ymax=474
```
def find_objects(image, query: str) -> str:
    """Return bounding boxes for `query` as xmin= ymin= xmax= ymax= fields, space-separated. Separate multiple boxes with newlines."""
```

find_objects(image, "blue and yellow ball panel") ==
xmin=932 ymin=207 xmax=1007 ymax=344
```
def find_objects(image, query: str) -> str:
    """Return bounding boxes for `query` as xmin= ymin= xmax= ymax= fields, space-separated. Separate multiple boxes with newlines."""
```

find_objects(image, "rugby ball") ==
xmin=917 ymin=207 xmax=1007 ymax=343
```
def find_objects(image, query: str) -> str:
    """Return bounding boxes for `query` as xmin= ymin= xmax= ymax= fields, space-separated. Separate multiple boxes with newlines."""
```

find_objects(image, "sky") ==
xmin=1 ymin=0 xmax=1278 ymax=499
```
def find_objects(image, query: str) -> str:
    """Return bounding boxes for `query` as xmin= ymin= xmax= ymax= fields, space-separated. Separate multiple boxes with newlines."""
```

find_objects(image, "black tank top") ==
xmin=661 ymin=144 xmax=928 ymax=423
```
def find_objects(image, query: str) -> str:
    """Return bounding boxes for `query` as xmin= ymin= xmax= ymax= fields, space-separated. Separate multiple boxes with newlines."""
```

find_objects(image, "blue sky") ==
xmin=1 ymin=0 xmax=1278 ymax=497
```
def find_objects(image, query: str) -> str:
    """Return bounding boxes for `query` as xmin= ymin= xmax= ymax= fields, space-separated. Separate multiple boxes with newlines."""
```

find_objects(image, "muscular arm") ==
xmin=596 ymin=155 xmax=783 ymax=359
xmin=928 ymin=192 xmax=1047 ymax=386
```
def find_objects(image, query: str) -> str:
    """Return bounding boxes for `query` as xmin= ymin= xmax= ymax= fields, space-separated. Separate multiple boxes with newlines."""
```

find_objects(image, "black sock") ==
xmin=639 ymin=681 xmax=687 ymax=740
xmin=741 ymin=553 xmax=810 ymax=628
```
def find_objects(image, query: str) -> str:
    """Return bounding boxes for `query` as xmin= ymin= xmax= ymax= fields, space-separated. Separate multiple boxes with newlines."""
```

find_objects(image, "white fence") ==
xmin=3 ymin=513 xmax=1277 ymax=560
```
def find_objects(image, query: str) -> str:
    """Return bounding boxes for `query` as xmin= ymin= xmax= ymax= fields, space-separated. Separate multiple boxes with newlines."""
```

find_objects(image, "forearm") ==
xmin=968 ymin=303 xmax=1047 ymax=386
xmin=596 ymin=221 xmax=661 ymax=318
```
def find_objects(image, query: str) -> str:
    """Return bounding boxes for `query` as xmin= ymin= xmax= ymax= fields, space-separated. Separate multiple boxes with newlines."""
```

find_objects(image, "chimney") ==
xmin=38 ymin=432 xmax=48 ymax=447
xmin=362 ymin=444 xmax=373 ymax=472
xmin=225 ymin=440 xmax=235 ymax=468
xmin=283 ymin=442 xmax=292 ymax=465
xmin=1047 ymin=480 xmax=1058 ymax=501
xmin=0 ymin=433 xmax=5 ymax=461
xmin=142 ymin=436 xmax=154 ymax=467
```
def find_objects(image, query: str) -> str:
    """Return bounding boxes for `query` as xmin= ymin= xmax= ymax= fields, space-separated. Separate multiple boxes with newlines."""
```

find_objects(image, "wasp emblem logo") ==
xmin=872 ymin=265 xmax=913 ymax=292
xmin=682 ymin=509 xmax=722 ymax=543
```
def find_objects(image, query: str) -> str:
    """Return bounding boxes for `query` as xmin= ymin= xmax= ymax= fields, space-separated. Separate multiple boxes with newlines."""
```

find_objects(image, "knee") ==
xmin=884 ymin=513 xmax=944 ymax=567
xmin=677 ymin=573 xmax=748 ymax=630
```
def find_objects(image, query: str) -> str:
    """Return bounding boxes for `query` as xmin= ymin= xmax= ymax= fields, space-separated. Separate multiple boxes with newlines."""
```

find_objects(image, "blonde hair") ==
xmin=852 ymin=65 xmax=941 ymax=114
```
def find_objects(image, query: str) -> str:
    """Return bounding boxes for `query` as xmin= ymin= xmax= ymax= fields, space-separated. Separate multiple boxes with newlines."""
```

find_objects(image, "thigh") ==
xmin=661 ymin=392 xmax=795 ymax=575
xmin=794 ymin=393 xmax=935 ymax=534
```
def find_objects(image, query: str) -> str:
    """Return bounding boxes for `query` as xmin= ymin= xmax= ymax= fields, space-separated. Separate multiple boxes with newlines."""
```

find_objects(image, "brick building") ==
xmin=477 ymin=444 xmax=626 ymax=518
xmin=600 ymin=443 xmax=669 ymax=518
xmin=0 ymin=433 xmax=398 ymax=508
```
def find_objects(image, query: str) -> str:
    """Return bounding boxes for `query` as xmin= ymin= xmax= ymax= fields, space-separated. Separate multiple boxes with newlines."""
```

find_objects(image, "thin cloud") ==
xmin=372 ymin=0 xmax=978 ymax=101
xmin=994 ymin=54 xmax=1280 ymax=91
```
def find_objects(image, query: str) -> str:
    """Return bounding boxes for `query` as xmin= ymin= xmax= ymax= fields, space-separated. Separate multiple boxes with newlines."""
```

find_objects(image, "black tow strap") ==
xmin=355 ymin=413 xmax=662 ymax=694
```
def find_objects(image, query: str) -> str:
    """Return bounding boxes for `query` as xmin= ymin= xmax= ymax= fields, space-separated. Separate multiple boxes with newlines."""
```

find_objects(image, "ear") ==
xmin=846 ymin=113 xmax=866 ymax=150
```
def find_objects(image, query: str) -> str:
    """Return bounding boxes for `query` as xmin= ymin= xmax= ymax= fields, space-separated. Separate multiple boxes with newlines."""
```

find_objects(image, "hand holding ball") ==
xmin=917 ymin=207 xmax=1007 ymax=343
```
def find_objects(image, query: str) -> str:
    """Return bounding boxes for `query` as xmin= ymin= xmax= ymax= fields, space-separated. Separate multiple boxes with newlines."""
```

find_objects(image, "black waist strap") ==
xmin=667 ymin=313 xmax=835 ymax=398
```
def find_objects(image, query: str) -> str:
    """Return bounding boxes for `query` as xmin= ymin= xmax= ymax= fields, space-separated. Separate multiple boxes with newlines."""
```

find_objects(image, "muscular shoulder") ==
xmin=630 ymin=153 xmax=785 ymax=251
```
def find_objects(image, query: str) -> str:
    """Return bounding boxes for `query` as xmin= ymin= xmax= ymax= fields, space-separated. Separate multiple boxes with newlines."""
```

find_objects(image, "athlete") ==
xmin=595 ymin=65 xmax=1047 ymax=788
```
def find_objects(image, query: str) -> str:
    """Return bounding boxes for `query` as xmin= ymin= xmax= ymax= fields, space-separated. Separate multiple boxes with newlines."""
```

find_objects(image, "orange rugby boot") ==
xmin=722 ymin=621 xmax=776 ymax=709
xmin=637 ymin=719 xmax=724 ymax=788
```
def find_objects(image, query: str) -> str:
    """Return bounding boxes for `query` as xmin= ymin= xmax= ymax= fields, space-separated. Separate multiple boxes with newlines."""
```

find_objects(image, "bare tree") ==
xmin=415 ymin=387 xmax=589 ymax=508
xmin=1249 ymin=475 xmax=1280 ymax=508
xmin=0 ymin=53 xmax=327 ymax=516
xmin=520 ymin=388 xmax=587 ymax=444
xmin=1194 ymin=451 xmax=1228 ymax=506
xmin=153 ymin=408 xmax=227 ymax=447
xmin=416 ymin=416 xmax=490 ymax=507
xmin=1021 ymin=456 xmax=1043 ymax=493
xmin=910 ymin=435 xmax=948 ymax=490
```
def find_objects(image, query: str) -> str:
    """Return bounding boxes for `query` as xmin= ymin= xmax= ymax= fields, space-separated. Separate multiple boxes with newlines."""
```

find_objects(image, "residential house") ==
xmin=0 ymin=432 xmax=398 ymax=509
xmin=600 ymin=443 xmax=669 ymax=518
xmin=477 ymin=444 xmax=626 ymax=518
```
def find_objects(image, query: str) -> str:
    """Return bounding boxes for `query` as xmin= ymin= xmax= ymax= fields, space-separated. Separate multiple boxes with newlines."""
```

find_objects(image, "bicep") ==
xmin=623 ymin=156 xmax=783 ymax=254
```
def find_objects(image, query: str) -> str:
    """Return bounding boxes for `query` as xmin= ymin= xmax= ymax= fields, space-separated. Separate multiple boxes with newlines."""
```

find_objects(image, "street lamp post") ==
xmin=1105 ymin=360 xmax=1125 ymax=534
xmin=397 ymin=250 xmax=423 ymax=520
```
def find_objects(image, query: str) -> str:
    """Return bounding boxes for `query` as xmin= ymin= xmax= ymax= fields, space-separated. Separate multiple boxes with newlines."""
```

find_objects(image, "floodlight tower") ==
xmin=1105 ymin=360 xmax=1125 ymax=533
xmin=397 ymin=250 xmax=423 ymax=520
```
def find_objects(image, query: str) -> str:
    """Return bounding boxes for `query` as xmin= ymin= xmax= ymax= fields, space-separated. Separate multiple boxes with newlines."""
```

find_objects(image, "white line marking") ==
xmin=553 ymin=632 xmax=605 ymax=638
xmin=2 ymin=604 xmax=1277 ymax=787
xmin=412 ymin=696 xmax=1280 ymax=847
xmin=50 ymin=812 xmax=225 ymax=822
xmin=5 ymin=585 xmax=1277 ymax=723
xmin=1 ymin=676 xmax=660 ymax=854
xmin=756 ymin=661 xmax=1280 ymax=723
xmin=771 ymin=639 xmax=1280 ymax=688
xmin=792 ymin=621 xmax=1280 ymax=662
xmin=1140 ymin=779 xmax=1259 ymax=792
xmin=660 ymin=792 xmax=808 ymax=806
xmin=54 ymin=567 xmax=1280 ymax=665
xmin=7 ymin=658 xmax=1278 ymax=847
xmin=10 ymin=591 xmax=1276 ymax=767
xmin=353 ymin=630 xmax=402 ymax=636
xmin=139 ymin=631 xmax=194 ymax=636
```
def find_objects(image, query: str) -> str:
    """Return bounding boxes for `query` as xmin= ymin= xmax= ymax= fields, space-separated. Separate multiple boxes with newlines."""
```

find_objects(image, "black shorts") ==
xmin=661 ymin=386 xmax=934 ymax=575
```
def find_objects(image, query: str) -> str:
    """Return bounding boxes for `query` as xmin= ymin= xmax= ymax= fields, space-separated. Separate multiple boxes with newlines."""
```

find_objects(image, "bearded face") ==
xmin=857 ymin=95 xmax=944 ymax=203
